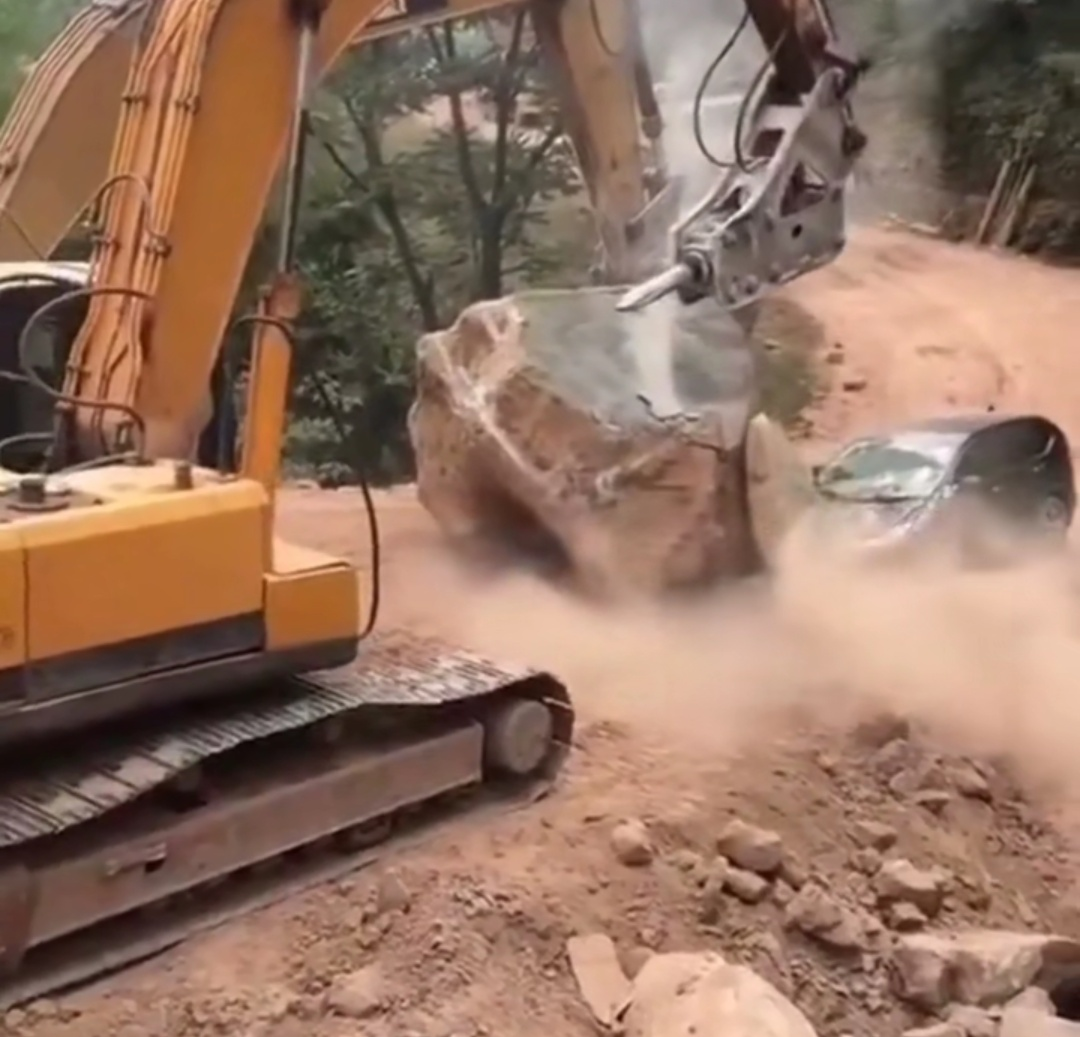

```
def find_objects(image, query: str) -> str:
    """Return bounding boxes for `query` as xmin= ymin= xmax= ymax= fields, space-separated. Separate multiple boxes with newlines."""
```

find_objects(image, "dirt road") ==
xmin=16 ymin=227 xmax=1080 ymax=1037
xmin=792 ymin=225 xmax=1080 ymax=448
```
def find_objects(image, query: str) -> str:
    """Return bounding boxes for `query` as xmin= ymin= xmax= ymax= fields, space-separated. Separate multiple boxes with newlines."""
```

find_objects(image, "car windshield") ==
xmin=817 ymin=431 xmax=965 ymax=502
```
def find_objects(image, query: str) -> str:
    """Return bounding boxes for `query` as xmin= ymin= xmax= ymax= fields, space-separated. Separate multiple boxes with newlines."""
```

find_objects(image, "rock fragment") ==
xmin=914 ymin=789 xmax=952 ymax=814
xmin=566 ymin=933 xmax=633 ymax=1028
xmin=876 ymin=859 xmax=949 ymax=916
xmin=952 ymin=764 xmax=993 ymax=802
xmin=668 ymin=849 xmax=704 ymax=874
xmin=851 ymin=848 xmax=882 ymax=875
xmin=772 ymin=880 xmax=796 ymax=908
xmin=716 ymin=819 xmax=783 ymax=875
xmin=1001 ymin=1007 xmax=1079 ymax=1037
xmin=410 ymin=291 xmax=761 ymax=595
xmin=888 ymin=901 xmax=929 ymax=932
xmin=785 ymin=884 xmax=865 ymax=951
xmin=945 ymin=1004 xmax=999 ymax=1037
xmin=870 ymin=738 xmax=922 ymax=784
xmin=375 ymin=869 xmax=412 ymax=914
xmin=325 ymin=965 xmax=387 ymax=1018
xmin=611 ymin=820 xmax=654 ymax=866
xmin=778 ymin=855 xmax=809 ymax=889
xmin=726 ymin=867 xmax=770 ymax=904
xmin=619 ymin=945 xmax=655 ymax=981
xmin=623 ymin=951 xmax=819 ymax=1037
xmin=850 ymin=819 xmax=898 ymax=851
xmin=1008 ymin=987 xmax=1054 ymax=1013
xmin=698 ymin=860 xmax=730 ymax=924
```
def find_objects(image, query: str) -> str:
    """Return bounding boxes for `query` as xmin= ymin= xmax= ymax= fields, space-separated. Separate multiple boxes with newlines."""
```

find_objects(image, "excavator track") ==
xmin=0 ymin=629 xmax=572 ymax=1008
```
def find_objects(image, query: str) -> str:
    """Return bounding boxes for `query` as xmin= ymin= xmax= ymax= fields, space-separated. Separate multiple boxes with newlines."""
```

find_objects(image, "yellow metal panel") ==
xmin=24 ymin=481 xmax=267 ymax=661
xmin=264 ymin=543 xmax=359 ymax=651
xmin=0 ymin=527 xmax=27 ymax=670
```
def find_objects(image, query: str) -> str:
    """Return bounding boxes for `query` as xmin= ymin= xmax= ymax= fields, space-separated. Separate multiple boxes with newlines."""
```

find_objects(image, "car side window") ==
xmin=1013 ymin=423 xmax=1055 ymax=467
xmin=954 ymin=432 xmax=1000 ymax=480
xmin=996 ymin=422 xmax=1055 ymax=473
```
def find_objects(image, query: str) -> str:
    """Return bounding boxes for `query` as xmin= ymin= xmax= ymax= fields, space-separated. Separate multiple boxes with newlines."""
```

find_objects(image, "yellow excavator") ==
xmin=0 ymin=0 xmax=865 ymax=1005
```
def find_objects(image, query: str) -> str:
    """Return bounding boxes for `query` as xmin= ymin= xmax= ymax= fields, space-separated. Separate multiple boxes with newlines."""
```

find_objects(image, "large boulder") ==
xmin=407 ymin=287 xmax=763 ymax=595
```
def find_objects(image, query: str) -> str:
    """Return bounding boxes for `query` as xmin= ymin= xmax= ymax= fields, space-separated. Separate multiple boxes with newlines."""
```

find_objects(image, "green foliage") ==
xmin=752 ymin=299 xmax=821 ymax=432
xmin=930 ymin=0 xmax=1080 ymax=202
xmin=282 ymin=13 xmax=587 ymax=485
xmin=0 ymin=0 xmax=82 ymax=118
xmin=838 ymin=0 xmax=1080 ymax=255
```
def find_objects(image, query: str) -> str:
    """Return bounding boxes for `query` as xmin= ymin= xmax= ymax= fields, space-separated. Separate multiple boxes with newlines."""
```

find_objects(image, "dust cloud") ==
xmin=395 ymin=524 xmax=1080 ymax=791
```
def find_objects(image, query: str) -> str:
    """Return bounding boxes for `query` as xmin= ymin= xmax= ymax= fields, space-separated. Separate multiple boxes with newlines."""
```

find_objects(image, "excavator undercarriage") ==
xmin=0 ymin=627 xmax=569 ymax=1006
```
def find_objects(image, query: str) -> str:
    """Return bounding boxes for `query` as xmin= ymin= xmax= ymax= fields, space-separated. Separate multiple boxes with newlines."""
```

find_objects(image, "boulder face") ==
xmin=624 ymin=951 xmax=820 ymax=1037
xmin=407 ymin=287 xmax=763 ymax=595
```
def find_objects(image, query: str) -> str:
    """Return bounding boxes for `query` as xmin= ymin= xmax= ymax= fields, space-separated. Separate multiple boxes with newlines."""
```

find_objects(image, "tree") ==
xmin=281 ymin=12 xmax=587 ymax=484
xmin=928 ymin=0 xmax=1080 ymax=254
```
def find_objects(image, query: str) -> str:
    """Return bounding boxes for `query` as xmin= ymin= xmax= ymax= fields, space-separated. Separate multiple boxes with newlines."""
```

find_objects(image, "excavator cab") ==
xmin=0 ymin=262 xmax=89 ymax=471
xmin=0 ymin=261 xmax=238 ymax=473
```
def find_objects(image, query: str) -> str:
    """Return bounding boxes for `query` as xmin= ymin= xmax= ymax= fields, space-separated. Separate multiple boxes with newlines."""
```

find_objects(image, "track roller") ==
xmin=482 ymin=697 xmax=555 ymax=776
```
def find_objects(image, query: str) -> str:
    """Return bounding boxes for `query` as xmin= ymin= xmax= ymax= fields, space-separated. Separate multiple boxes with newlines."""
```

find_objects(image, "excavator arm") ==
xmin=38 ymin=0 xmax=864 ymax=467
xmin=616 ymin=0 xmax=867 ymax=314
xmin=0 ymin=0 xmax=151 ymax=261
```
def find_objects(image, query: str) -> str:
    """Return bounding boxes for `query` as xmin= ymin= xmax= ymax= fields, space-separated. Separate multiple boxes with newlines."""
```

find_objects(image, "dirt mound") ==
xmin=23 ymin=709 xmax=1076 ymax=1037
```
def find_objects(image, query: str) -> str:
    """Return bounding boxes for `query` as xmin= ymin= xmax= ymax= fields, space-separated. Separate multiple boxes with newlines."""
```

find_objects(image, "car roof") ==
xmin=885 ymin=412 xmax=1062 ymax=440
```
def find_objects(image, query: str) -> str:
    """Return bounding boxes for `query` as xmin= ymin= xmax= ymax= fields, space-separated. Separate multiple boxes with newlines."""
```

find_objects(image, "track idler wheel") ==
xmin=482 ymin=698 xmax=554 ymax=777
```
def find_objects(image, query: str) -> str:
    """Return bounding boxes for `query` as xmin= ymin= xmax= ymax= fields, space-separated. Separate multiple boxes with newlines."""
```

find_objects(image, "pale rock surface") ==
xmin=324 ymin=964 xmax=387 ymax=1018
xmin=408 ymin=289 xmax=763 ymax=594
xmin=875 ymin=859 xmax=949 ymax=916
xmin=892 ymin=930 xmax=1080 ymax=1010
xmin=745 ymin=411 xmax=817 ymax=566
xmin=623 ymin=951 xmax=819 ymax=1037
xmin=716 ymin=818 xmax=784 ymax=875
xmin=1001 ymin=1007 xmax=1079 ymax=1037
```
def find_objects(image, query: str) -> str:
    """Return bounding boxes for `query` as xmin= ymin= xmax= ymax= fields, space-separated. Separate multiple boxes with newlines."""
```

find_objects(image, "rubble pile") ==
xmin=32 ymin=713 xmax=1079 ymax=1037
xmin=583 ymin=716 xmax=1080 ymax=1037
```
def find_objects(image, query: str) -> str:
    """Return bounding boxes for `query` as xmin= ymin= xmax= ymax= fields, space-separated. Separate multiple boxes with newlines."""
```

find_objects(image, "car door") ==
xmin=948 ymin=426 xmax=1022 ymax=544
xmin=953 ymin=429 xmax=1004 ymax=503
xmin=990 ymin=421 xmax=1057 ymax=525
